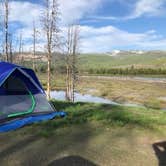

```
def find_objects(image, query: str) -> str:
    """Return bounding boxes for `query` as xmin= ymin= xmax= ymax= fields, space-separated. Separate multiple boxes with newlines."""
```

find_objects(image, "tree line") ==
xmin=87 ymin=67 xmax=166 ymax=75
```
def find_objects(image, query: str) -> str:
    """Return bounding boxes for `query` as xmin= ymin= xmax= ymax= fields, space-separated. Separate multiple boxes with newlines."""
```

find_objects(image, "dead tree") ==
xmin=0 ymin=3 xmax=3 ymax=59
xmin=19 ymin=32 xmax=23 ymax=55
xmin=65 ymin=25 xmax=80 ymax=102
xmin=18 ymin=32 xmax=24 ymax=65
xmin=9 ymin=33 xmax=13 ymax=63
xmin=4 ymin=0 xmax=9 ymax=61
xmin=71 ymin=26 xmax=79 ymax=102
xmin=41 ymin=0 xmax=59 ymax=99
xmin=32 ymin=21 xmax=38 ymax=71
xmin=65 ymin=26 xmax=72 ymax=101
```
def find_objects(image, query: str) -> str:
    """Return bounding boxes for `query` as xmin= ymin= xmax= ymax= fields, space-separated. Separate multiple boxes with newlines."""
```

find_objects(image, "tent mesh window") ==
xmin=3 ymin=76 xmax=28 ymax=93
xmin=0 ymin=75 xmax=33 ymax=117
xmin=0 ymin=71 xmax=54 ymax=119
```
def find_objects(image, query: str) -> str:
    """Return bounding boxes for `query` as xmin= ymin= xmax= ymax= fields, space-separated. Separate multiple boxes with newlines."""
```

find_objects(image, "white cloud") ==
xmin=0 ymin=0 xmax=103 ymax=40
xmin=9 ymin=1 xmax=43 ymax=26
xmin=126 ymin=0 xmax=165 ymax=19
xmin=89 ymin=0 xmax=166 ymax=21
xmin=79 ymin=26 xmax=166 ymax=52
xmin=10 ymin=24 xmax=166 ymax=53
xmin=3 ymin=0 xmax=102 ymax=26
xmin=0 ymin=0 xmax=103 ymax=51
xmin=59 ymin=0 xmax=102 ymax=24
xmin=5 ymin=0 xmax=104 ymax=52
xmin=1 ymin=0 xmax=166 ymax=26
xmin=11 ymin=24 xmax=166 ymax=53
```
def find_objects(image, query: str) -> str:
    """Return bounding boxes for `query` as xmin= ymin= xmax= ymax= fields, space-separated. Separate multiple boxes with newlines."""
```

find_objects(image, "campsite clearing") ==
xmin=0 ymin=101 xmax=166 ymax=166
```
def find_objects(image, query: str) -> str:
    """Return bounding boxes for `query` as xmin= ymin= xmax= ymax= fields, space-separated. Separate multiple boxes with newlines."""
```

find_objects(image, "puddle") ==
xmin=50 ymin=90 xmax=118 ymax=105
xmin=50 ymin=90 xmax=145 ymax=108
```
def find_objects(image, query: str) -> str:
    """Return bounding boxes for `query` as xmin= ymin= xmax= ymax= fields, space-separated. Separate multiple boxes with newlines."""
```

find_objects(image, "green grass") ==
xmin=79 ymin=77 xmax=166 ymax=109
xmin=79 ymin=52 xmax=166 ymax=70
xmin=32 ymin=100 xmax=166 ymax=138
xmin=1 ymin=101 xmax=166 ymax=165
xmin=37 ymin=73 xmax=66 ymax=90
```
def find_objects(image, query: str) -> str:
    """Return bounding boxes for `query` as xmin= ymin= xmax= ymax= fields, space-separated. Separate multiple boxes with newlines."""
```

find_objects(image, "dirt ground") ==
xmin=0 ymin=122 xmax=165 ymax=166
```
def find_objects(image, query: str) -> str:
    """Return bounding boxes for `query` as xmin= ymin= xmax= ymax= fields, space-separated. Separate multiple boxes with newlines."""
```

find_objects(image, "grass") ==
xmin=34 ymin=71 xmax=166 ymax=110
xmin=79 ymin=52 xmax=166 ymax=70
xmin=78 ymin=77 xmax=166 ymax=109
xmin=1 ymin=101 xmax=166 ymax=165
xmin=35 ymin=73 xmax=166 ymax=110
xmin=37 ymin=73 xmax=66 ymax=90
xmin=53 ymin=100 xmax=166 ymax=129
xmin=32 ymin=100 xmax=166 ymax=137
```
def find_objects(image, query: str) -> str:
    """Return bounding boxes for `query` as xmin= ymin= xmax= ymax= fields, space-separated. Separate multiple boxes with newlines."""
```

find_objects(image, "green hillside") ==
xmin=79 ymin=51 xmax=166 ymax=70
xmin=21 ymin=51 xmax=166 ymax=75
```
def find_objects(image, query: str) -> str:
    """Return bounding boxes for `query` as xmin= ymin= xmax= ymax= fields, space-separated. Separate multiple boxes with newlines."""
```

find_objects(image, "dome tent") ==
xmin=0 ymin=62 xmax=65 ymax=132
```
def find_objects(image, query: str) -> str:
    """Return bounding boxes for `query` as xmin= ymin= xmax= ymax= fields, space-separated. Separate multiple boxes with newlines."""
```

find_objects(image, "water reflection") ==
xmin=50 ymin=90 xmax=146 ymax=109
xmin=50 ymin=90 xmax=118 ymax=105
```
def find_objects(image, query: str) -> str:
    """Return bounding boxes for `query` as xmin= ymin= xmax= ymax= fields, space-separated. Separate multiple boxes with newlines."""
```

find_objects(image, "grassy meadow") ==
xmin=37 ymin=72 xmax=166 ymax=110
xmin=1 ymin=100 xmax=166 ymax=165
xmin=78 ymin=76 xmax=166 ymax=110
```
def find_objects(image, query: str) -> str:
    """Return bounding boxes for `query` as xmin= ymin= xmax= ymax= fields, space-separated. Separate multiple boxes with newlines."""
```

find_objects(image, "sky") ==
xmin=1 ymin=0 xmax=166 ymax=53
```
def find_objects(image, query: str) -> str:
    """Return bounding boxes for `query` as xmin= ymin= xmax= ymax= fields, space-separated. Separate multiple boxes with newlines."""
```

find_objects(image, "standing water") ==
xmin=50 ymin=90 xmax=146 ymax=109
xmin=50 ymin=90 xmax=118 ymax=105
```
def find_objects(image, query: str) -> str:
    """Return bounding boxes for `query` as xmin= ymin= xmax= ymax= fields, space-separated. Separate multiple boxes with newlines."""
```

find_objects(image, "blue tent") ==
xmin=0 ymin=62 xmax=65 ymax=132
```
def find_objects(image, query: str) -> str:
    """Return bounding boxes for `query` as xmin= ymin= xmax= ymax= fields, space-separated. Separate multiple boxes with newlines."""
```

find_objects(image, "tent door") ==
xmin=0 ymin=75 xmax=36 ymax=118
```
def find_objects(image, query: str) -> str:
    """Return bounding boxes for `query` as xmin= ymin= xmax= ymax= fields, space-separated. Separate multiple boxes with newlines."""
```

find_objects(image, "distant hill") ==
xmin=79 ymin=51 xmax=166 ymax=70
xmin=5 ymin=51 xmax=166 ymax=72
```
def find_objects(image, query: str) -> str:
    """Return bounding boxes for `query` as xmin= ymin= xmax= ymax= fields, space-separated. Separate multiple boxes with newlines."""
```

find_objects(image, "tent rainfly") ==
xmin=0 ymin=62 xmax=65 ymax=132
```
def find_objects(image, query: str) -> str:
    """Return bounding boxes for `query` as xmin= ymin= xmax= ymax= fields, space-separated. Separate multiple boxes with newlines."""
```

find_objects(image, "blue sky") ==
xmin=85 ymin=0 xmax=166 ymax=33
xmin=1 ymin=0 xmax=166 ymax=53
